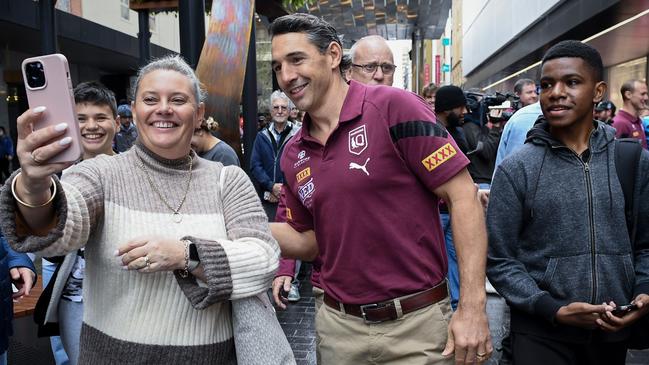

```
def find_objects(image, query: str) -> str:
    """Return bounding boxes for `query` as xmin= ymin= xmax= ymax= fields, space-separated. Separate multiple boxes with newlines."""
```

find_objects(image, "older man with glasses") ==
xmin=250 ymin=90 xmax=299 ymax=222
xmin=350 ymin=35 xmax=396 ymax=87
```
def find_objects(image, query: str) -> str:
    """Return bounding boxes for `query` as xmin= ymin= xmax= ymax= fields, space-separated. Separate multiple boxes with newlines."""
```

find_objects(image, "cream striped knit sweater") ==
xmin=0 ymin=143 xmax=280 ymax=364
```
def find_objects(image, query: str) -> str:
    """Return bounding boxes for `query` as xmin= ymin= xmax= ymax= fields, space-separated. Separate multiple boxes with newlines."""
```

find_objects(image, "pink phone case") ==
xmin=22 ymin=54 xmax=82 ymax=163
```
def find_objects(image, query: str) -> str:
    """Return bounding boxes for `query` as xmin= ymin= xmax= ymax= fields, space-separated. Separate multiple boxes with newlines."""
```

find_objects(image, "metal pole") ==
xmin=39 ymin=0 xmax=58 ymax=53
xmin=178 ymin=0 xmax=206 ymax=69
xmin=241 ymin=21 xmax=258 ymax=173
xmin=138 ymin=10 xmax=152 ymax=66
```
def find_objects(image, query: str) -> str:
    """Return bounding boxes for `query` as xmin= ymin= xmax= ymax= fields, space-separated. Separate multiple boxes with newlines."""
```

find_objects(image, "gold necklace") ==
xmin=136 ymin=151 xmax=193 ymax=224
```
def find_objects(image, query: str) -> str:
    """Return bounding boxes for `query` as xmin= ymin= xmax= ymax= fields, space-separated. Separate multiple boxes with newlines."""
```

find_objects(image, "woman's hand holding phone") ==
xmin=14 ymin=107 xmax=75 ymax=206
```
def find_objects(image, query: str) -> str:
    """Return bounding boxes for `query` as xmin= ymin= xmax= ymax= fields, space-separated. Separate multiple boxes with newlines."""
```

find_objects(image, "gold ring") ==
xmin=31 ymin=151 xmax=43 ymax=165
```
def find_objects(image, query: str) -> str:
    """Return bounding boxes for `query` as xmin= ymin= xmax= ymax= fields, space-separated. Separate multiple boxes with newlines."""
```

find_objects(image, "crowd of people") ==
xmin=1 ymin=11 xmax=649 ymax=365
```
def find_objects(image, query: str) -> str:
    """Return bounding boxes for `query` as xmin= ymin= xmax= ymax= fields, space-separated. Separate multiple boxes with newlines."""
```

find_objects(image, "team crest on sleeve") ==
xmin=349 ymin=125 xmax=368 ymax=155
xmin=421 ymin=143 xmax=457 ymax=171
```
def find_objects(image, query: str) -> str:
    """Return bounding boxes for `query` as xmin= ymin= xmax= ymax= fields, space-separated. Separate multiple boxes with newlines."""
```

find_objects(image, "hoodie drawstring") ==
xmin=525 ymin=148 xmax=548 ymax=222
xmin=606 ymin=145 xmax=614 ymax=212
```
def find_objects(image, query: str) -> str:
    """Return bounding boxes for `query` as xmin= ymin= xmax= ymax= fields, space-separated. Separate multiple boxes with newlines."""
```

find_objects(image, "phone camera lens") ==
xmin=25 ymin=61 xmax=46 ymax=88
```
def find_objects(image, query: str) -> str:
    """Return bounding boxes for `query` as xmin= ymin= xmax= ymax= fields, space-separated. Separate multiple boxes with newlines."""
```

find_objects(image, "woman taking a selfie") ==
xmin=1 ymin=55 xmax=280 ymax=364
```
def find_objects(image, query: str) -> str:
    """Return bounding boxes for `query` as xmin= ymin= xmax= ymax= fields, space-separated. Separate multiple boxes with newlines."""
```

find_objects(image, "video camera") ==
xmin=464 ymin=91 xmax=519 ymax=127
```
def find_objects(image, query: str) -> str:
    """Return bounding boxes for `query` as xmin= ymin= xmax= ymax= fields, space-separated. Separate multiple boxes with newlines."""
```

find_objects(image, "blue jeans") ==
xmin=42 ymin=259 xmax=70 ymax=365
xmin=442 ymin=183 xmax=491 ymax=311
xmin=440 ymin=213 xmax=459 ymax=310
xmin=1 ymin=351 xmax=6 ymax=365
xmin=59 ymin=300 xmax=83 ymax=365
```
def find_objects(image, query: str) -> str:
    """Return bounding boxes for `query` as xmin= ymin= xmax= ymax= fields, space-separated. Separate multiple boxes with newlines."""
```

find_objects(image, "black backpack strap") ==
xmin=615 ymin=138 xmax=642 ymax=244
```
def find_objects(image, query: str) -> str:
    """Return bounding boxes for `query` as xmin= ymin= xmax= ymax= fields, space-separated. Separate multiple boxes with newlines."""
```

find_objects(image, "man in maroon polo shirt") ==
xmin=271 ymin=35 xmax=397 ymax=313
xmin=612 ymin=79 xmax=648 ymax=149
xmin=269 ymin=13 xmax=491 ymax=365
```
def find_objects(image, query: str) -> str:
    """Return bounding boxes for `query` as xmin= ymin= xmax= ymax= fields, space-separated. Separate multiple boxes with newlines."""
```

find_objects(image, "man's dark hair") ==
xmin=340 ymin=54 xmax=352 ymax=75
xmin=421 ymin=83 xmax=438 ymax=97
xmin=514 ymin=78 xmax=535 ymax=95
xmin=620 ymin=79 xmax=643 ymax=101
xmin=74 ymin=81 xmax=118 ymax=118
xmin=270 ymin=13 xmax=342 ymax=54
xmin=541 ymin=40 xmax=603 ymax=81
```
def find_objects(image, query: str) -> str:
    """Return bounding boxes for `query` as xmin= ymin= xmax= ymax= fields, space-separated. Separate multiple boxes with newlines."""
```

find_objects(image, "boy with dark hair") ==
xmin=487 ymin=40 xmax=649 ymax=364
xmin=74 ymin=81 xmax=120 ymax=161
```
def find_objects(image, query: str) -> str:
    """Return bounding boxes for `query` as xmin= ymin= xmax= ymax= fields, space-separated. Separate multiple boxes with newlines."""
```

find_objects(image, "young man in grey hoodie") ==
xmin=487 ymin=40 xmax=649 ymax=364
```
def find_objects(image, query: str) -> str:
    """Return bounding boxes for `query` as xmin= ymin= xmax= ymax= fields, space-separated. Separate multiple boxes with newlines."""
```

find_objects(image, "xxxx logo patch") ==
xmin=286 ymin=208 xmax=292 ymax=221
xmin=296 ymin=167 xmax=311 ymax=183
xmin=422 ymin=143 xmax=457 ymax=172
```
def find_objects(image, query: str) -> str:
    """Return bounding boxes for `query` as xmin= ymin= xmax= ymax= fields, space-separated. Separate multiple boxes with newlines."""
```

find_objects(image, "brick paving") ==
xmin=274 ymin=264 xmax=317 ymax=365
xmin=276 ymin=264 xmax=649 ymax=365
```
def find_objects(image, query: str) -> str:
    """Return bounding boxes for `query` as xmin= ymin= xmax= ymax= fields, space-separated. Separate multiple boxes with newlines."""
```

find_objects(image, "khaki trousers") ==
xmin=313 ymin=286 xmax=325 ymax=312
xmin=316 ymin=296 xmax=454 ymax=365
xmin=312 ymin=286 xmax=325 ymax=365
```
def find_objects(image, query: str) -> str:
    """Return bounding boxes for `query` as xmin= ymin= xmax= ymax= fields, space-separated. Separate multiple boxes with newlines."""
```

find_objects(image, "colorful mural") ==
xmin=196 ymin=0 xmax=254 ymax=154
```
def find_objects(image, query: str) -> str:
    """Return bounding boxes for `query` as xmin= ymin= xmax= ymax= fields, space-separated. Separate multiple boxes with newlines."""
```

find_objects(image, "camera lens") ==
xmin=25 ymin=61 xmax=46 ymax=88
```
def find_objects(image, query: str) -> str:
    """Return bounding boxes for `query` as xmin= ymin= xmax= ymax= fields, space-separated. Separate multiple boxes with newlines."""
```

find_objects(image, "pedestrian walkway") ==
xmin=274 ymin=264 xmax=317 ymax=365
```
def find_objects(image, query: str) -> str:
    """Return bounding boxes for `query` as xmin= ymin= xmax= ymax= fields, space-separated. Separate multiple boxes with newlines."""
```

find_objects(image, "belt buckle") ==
xmin=359 ymin=303 xmax=382 ymax=324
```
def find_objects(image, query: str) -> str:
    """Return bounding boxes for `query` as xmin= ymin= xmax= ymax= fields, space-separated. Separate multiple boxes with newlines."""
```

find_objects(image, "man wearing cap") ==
xmin=612 ymin=79 xmax=648 ymax=149
xmin=594 ymin=100 xmax=615 ymax=125
xmin=433 ymin=85 xmax=470 ymax=314
xmin=270 ymin=13 xmax=491 ymax=365
xmin=114 ymin=104 xmax=138 ymax=153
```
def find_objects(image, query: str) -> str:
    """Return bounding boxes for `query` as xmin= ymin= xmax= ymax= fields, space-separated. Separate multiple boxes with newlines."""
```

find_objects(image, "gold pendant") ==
xmin=172 ymin=212 xmax=183 ymax=224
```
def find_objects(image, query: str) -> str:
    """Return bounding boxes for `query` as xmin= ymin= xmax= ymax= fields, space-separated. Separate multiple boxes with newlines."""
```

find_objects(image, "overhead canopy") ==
xmin=296 ymin=0 xmax=451 ymax=46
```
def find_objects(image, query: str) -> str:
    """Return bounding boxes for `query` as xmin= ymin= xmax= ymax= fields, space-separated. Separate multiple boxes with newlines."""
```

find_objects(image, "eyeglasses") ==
xmin=272 ymin=105 xmax=288 ymax=111
xmin=352 ymin=63 xmax=397 ymax=75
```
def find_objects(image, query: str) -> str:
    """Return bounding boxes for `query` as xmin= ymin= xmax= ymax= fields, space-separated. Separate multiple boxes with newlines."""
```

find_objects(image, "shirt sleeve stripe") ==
xmin=389 ymin=121 xmax=448 ymax=143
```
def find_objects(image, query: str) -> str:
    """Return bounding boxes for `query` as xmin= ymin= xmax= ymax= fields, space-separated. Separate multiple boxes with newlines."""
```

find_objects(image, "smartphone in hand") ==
xmin=22 ymin=54 xmax=83 ymax=163
xmin=279 ymin=287 xmax=289 ymax=302
xmin=611 ymin=303 xmax=638 ymax=316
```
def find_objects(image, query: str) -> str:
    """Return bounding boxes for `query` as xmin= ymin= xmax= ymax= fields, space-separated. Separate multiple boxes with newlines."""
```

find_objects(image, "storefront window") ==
xmin=606 ymin=57 xmax=647 ymax=109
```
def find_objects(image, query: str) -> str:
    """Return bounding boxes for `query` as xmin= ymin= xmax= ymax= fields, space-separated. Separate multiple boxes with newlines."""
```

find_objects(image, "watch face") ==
xmin=189 ymin=243 xmax=200 ymax=261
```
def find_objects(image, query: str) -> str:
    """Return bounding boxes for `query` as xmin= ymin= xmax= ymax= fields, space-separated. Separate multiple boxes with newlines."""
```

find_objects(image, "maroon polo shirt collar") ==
xmin=297 ymin=80 xmax=366 ymax=144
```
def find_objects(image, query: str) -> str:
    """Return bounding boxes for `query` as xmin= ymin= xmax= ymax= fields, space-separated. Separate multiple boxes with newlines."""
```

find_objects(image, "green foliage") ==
xmin=282 ymin=0 xmax=314 ymax=12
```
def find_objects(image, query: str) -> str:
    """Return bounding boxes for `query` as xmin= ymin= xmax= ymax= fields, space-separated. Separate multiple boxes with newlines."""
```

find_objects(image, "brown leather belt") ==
xmin=323 ymin=283 xmax=448 ymax=324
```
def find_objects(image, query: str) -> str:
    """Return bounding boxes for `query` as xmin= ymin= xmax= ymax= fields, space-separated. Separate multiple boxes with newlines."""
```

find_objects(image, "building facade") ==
xmin=461 ymin=0 xmax=649 ymax=105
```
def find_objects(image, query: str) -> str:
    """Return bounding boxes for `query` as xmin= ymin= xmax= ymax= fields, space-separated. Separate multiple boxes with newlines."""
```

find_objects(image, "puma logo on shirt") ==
xmin=349 ymin=157 xmax=370 ymax=176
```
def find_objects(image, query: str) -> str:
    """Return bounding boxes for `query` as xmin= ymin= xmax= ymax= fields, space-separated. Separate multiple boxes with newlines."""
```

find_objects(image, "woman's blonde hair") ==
xmin=199 ymin=116 xmax=219 ymax=132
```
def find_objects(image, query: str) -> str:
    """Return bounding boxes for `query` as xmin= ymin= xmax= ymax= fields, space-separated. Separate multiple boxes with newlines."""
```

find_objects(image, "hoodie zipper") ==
xmin=583 ymin=159 xmax=597 ymax=304
xmin=560 ymin=146 xmax=597 ymax=304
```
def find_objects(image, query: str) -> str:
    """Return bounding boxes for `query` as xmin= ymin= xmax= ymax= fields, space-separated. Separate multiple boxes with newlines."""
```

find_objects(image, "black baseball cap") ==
xmin=595 ymin=101 xmax=615 ymax=111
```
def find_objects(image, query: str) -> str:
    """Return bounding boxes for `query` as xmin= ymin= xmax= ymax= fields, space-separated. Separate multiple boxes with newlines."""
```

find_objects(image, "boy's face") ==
xmin=77 ymin=102 xmax=119 ymax=157
xmin=539 ymin=57 xmax=605 ymax=129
